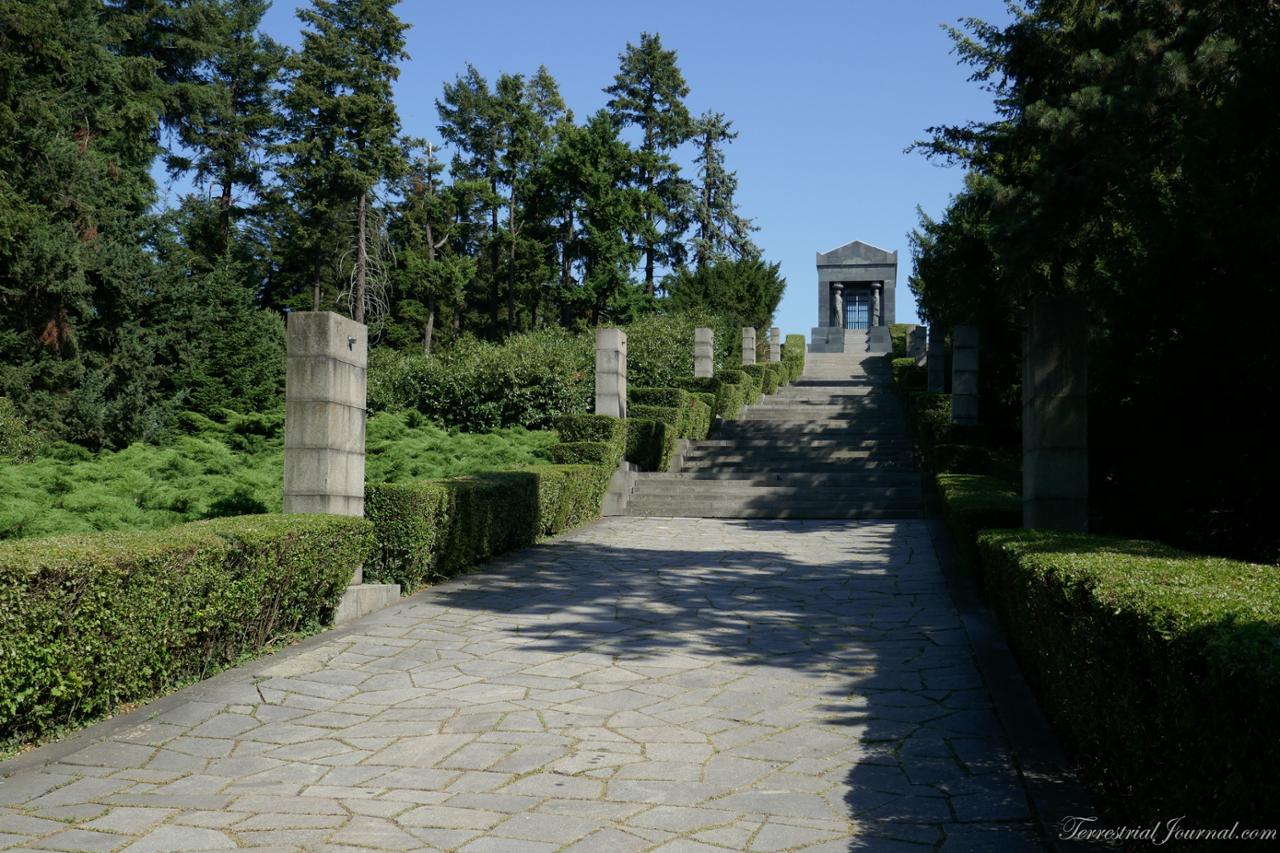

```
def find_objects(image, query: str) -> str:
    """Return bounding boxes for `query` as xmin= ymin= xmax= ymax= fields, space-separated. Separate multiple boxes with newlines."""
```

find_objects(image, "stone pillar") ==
xmin=927 ymin=328 xmax=946 ymax=393
xmin=595 ymin=328 xmax=627 ymax=418
xmin=907 ymin=326 xmax=927 ymax=363
xmin=1023 ymin=297 xmax=1088 ymax=531
xmin=769 ymin=327 xmax=781 ymax=362
xmin=284 ymin=311 xmax=367 ymax=519
xmin=951 ymin=325 xmax=979 ymax=426
xmin=742 ymin=328 xmax=756 ymax=366
xmin=694 ymin=327 xmax=714 ymax=378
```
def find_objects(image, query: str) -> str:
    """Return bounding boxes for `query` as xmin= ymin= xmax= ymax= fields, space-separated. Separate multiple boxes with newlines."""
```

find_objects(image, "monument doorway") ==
xmin=844 ymin=292 xmax=870 ymax=329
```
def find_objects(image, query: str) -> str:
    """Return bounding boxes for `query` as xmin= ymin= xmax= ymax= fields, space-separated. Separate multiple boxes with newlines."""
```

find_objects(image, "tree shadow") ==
xmin=427 ymin=519 xmax=1049 ymax=850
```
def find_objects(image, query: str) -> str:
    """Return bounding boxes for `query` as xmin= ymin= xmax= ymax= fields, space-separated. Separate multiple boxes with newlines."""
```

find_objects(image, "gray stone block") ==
xmin=741 ymin=328 xmax=756 ymax=365
xmin=283 ymin=312 xmax=367 ymax=519
xmin=769 ymin=327 xmax=781 ymax=362
xmin=868 ymin=326 xmax=891 ymax=353
xmin=334 ymin=584 xmax=401 ymax=625
xmin=595 ymin=328 xmax=627 ymax=419
xmin=951 ymin=325 xmax=979 ymax=426
xmin=1023 ymin=298 xmax=1088 ymax=531
xmin=927 ymin=328 xmax=946 ymax=392
xmin=908 ymin=326 xmax=927 ymax=363
xmin=694 ymin=328 xmax=714 ymax=378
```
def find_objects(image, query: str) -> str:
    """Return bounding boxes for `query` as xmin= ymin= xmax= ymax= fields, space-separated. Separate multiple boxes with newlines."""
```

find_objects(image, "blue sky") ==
xmin=178 ymin=0 xmax=1013 ymax=336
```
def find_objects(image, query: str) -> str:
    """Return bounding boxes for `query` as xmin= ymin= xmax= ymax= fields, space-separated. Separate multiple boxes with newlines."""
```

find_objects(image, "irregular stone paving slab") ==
xmin=0 ymin=518 xmax=1048 ymax=851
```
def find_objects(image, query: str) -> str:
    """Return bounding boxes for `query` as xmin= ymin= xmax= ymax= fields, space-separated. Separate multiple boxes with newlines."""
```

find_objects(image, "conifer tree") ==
xmin=277 ymin=0 xmax=409 ymax=322
xmin=691 ymin=111 xmax=758 ymax=269
xmin=605 ymin=32 xmax=693 ymax=296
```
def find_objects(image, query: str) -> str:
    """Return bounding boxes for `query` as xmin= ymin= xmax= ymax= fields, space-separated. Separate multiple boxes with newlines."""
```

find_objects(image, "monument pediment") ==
xmin=816 ymin=240 xmax=897 ymax=266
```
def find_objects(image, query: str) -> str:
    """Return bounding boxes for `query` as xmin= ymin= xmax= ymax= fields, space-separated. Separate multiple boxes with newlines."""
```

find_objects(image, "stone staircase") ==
xmin=621 ymin=334 xmax=923 ymax=519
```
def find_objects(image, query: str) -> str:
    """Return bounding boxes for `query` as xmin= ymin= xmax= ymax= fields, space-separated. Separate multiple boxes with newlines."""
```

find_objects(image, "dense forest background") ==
xmin=0 ymin=0 xmax=782 ymax=450
xmin=908 ymin=1 xmax=1280 ymax=563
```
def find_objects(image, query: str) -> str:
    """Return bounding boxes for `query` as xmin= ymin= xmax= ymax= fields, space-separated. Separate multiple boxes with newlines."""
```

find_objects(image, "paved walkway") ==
xmin=0 ymin=518 xmax=1048 ymax=852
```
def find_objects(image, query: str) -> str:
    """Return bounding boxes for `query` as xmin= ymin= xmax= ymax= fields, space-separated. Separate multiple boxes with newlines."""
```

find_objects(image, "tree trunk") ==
xmin=219 ymin=175 xmax=234 ymax=255
xmin=490 ymin=200 xmax=500 ymax=332
xmin=354 ymin=190 xmax=368 ymax=324
xmin=424 ymin=293 xmax=435 ymax=354
xmin=507 ymin=189 xmax=517 ymax=334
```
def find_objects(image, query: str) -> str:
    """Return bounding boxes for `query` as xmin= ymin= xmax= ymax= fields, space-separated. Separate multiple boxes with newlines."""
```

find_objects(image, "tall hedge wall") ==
xmin=978 ymin=529 xmax=1280 ymax=825
xmin=782 ymin=334 xmax=806 ymax=382
xmin=0 ymin=514 xmax=373 ymax=746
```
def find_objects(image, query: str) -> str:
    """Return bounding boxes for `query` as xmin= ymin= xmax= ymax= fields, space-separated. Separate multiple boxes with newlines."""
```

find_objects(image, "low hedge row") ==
xmin=676 ymin=372 xmax=751 ymax=419
xmin=0 ymin=513 xmax=373 ymax=745
xmin=781 ymin=334 xmax=806 ymax=382
xmin=978 ymin=529 xmax=1280 ymax=825
xmin=364 ymin=464 xmax=609 ymax=592
xmin=626 ymin=419 xmax=678 ymax=472
xmin=630 ymin=387 xmax=713 ymax=441
xmin=742 ymin=363 xmax=782 ymax=396
xmin=936 ymin=473 xmax=1021 ymax=567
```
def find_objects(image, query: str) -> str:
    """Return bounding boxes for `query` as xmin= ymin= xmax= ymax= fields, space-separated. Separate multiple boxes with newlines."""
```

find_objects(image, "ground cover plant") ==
xmin=0 ymin=410 xmax=557 ymax=541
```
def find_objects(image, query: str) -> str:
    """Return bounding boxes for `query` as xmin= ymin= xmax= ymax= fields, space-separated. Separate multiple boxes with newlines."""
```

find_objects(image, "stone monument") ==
xmin=810 ymin=240 xmax=897 ymax=354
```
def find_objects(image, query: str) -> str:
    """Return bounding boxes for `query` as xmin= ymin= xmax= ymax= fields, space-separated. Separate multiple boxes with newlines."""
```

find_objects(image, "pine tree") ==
xmin=604 ymin=32 xmax=693 ymax=296
xmin=163 ymin=0 xmax=286 ymax=253
xmin=0 ymin=0 xmax=169 ymax=445
xmin=691 ymin=111 xmax=758 ymax=268
xmin=389 ymin=141 xmax=475 ymax=353
xmin=276 ymin=0 xmax=409 ymax=323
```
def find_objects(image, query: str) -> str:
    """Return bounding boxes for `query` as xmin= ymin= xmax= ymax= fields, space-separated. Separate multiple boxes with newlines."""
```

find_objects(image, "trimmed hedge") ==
xmin=933 ymin=443 xmax=1020 ymax=480
xmin=891 ymin=357 xmax=926 ymax=392
xmin=0 ymin=513 xmax=373 ymax=746
xmin=626 ymin=419 xmax=678 ymax=472
xmin=365 ymin=465 xmax=609 ymax=592
xmin=936 ymin=473 xmax=1021 ymax=566
xmin=889 ymin=323 xmax=914 ymax=358
xmin=550 ymin=441 xmax=614 ymax=466
xmin=676 ymin=374 xmax=747 ymax=420
xmin=555 ymin=413 xmax=627 ymax=459
xmin=978 ymin=529 xmax=1280 ymax=825
xmin=781 ymin=334 xmax=806 ymax=382
xmin=742 ymin=363 xmax=780 ymax=396
xmin=630 ymin=387 xmax=713 ymax=441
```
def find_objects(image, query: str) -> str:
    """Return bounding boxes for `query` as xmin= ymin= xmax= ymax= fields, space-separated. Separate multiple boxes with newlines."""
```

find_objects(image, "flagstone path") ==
xmin=0 ymin=517 xmax=1055 ymax=852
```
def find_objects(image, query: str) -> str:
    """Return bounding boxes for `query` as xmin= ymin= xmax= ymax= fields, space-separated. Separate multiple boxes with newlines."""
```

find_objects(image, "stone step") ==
xmin=638 ymin=471 xmax=923 ymax=485
xmin=691 ymin=438 xmax=915 ymax=449
xmin=629 ymin=483 xmax=922 ymax=500
xmin=679 ymin=461 xmax=915 ymax=473
xmin=622 ymin=498 xmax=923 ymax=519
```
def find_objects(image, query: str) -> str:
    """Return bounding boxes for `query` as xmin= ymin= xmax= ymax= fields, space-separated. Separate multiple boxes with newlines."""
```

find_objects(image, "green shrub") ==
xmin=368 ymin=329 xmax=594 ymax=431
xmin=365 ymin=466 xmax=607 ymax=592
xmin=684 ymin=397 xmax=713 ymax=440
xmin=889 ymin=323 xmax=914 ymax=358
xmin=690 ymin=391 xmax=717 ymax=417
xmin=978 ymin=529 xmax=1280 ymax=825
xmin=937 ymin=473 xmax=1021 ymax=566
xmin=629 ymin=404 xmax=681 ymax=428
xmin=550 ymin=441 xmax=614 ymax=466
xmin=891 ymin=357 xmax=926 ymax=392
xmin=782 ymin=334 xmax=806 ymax=382
xmin=0 ymin=410 xmax=557 ymax=542
xmin=907 ymin=392 xmax=953 ymax=453
xmin=716 ymin=368 xmax=757 ymax=408
xmin=934 ymin=443 xmax=1020 ymax=479
xmin=742 ymin=363 xmax=779 ymax=396
xmin=626 ymin=418 xmax=678 ymax=472
xmin=0 ymin=514 xmax=372 ymax=746
xmin=624 ymin=310 xmax=737 ymax=388
xmin=554 ymin=413 xmax=626 ymax=462
xmin=631 ymin=387 xmax=712 ymax=440
xmin=0 ymin=398 xmax=43 ymax=462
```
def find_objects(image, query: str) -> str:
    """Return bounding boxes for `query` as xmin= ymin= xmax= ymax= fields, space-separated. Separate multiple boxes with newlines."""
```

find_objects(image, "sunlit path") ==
xmin=0 ymin=518 xmax=1048 ymax=852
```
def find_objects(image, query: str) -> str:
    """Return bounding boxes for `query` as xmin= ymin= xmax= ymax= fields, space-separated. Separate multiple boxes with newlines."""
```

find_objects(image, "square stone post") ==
xmin=694 ymin=327 xmax=714 ymax=378
xmin=951 ymin=325 xmax=979 ymax=426
xmin=284 ymin=311 xmax=367 ymax=519
xmin=769 ymin=327 xmax=781 ymax=362
xmin=595 ymin=328 xmax=627 ymax=419
xmin=741 ymin=328 xmax=756 ymax=366
xmin=1023 ymin=297 xmax=1088 ymax=531
xmin=927 ymin=328 xmax=946 ymax=393
xmin=907 ymin=326 xmax=927 ymax=363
